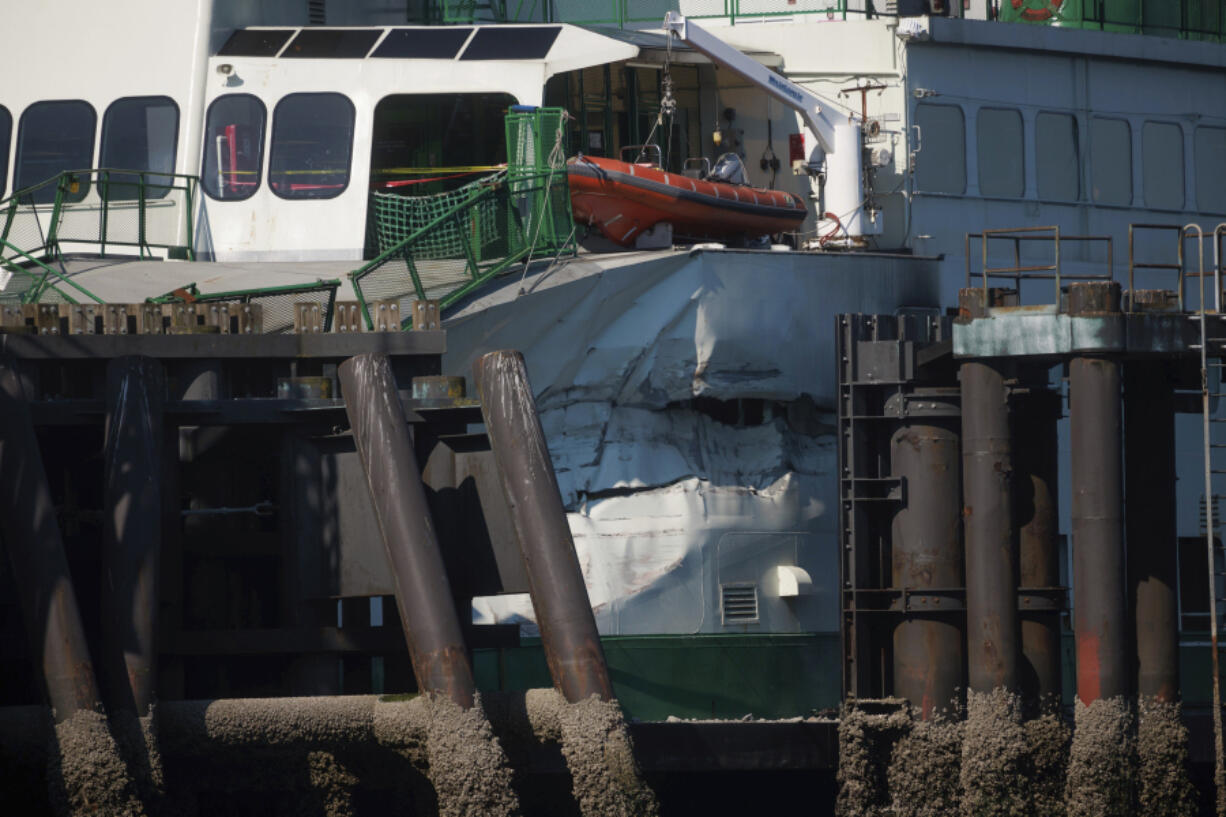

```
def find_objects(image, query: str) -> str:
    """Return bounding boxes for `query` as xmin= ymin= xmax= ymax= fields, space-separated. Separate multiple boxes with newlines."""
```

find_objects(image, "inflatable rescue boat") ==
xmin=567 ymin=152 xmax=807 ymax=247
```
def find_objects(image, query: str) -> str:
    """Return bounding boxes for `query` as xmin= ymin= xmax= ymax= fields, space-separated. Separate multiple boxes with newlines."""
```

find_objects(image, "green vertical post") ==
xmin=185 ymin=178 xmax=196 ymax=261
xmin=100 ymin=170 xmax=109 ymax=258
xmin=138 ymin=175 xmax=148 ymax=258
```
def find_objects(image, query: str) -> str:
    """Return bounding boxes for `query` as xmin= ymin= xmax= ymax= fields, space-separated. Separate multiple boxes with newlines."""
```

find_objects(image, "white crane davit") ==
xmin=661 ymin=12 xmax=879 ymax=241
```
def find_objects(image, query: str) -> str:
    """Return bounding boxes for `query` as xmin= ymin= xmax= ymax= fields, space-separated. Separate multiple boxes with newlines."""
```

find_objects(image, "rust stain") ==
xmin=1077 ymin=631 xmax=1102 ymax=703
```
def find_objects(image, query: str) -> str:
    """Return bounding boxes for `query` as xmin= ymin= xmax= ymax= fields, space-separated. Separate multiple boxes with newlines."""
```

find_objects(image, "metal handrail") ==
xmin=964 ymin=226 xmax=1112 ymax=305
xmin=1128 ymin=224 xmax=1186 ymax=312
xmin=0 ymin=168 xmax=200 ymax=270
xmin=442 ymin=0 xmax=859 ymax=25
xmin=1215 ymin=224 xmax=1226 ymax=313
xmin=0 ymin=238 xmax=105 ymax=305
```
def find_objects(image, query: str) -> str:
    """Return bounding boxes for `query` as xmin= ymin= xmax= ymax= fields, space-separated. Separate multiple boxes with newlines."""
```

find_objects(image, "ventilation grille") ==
xmin=721 ymin=583 xmax=759 ymax=625
xmin=308 ymin=0 xmax=327 ymax=24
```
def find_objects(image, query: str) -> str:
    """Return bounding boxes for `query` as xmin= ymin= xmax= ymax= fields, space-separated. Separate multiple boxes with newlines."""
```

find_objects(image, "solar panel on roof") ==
xmin=372 ymin=28 xmax=472 ymax=59
xmin=458 ymin=27 xmax=561 ymax=60
xmin=217 ymin=29 xmax=295 ymax=57
xmin=282 ymin=29 xmax=383 ymax=59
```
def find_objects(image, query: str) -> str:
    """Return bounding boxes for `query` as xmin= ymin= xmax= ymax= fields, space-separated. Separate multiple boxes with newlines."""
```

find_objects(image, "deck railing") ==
xmin=0 ymin=169 xmax=200 ymax=304
xmin=442 ymin=0 xmax=863 ymax=25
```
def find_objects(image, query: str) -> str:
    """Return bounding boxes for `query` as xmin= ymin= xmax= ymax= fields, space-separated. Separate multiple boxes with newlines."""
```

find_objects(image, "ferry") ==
xmin=2 ymin=0 xmax=1225 ymax=721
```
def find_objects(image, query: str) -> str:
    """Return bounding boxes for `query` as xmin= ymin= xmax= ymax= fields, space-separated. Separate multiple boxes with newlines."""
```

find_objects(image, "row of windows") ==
xmin=203 ymin=93 xmax=355 ymax=201
xmin=0 ymin=97 xmax=179 ymax=203
xmin=915 ymin=102 xmax=1226 ymax=214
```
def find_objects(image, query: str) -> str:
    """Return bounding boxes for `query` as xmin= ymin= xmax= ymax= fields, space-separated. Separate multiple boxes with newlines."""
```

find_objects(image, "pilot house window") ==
xmin=1091 ymin=117 xmax=1132 ymax=206
xmin=914 ymin=103 xmax=965 ymax=195
xmin=100 ymin=96 xmax=180 ymax=201
xmin=202 ymin=94 xmax=266 ymax=201
xmin=1036 ymin=112 xmax=1080 ymax=202
xmin=15 ymin=100 xmax=96 ymax=203
xmin=269 ymin=93 xmax=355 ymax=200
xmin=1195 ymin=126 xmax=1226 ymax=214
xmin=976 ymin=107 xmax=1024 ymax=198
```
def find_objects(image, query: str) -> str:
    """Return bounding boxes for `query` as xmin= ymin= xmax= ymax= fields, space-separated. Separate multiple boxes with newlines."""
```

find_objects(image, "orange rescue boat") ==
xmin=567 ymin=152 xmax=807 ymax=247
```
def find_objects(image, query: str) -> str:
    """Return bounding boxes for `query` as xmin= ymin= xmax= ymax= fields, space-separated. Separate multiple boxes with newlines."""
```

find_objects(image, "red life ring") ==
xmin=1011 ymin=0 xmax=1063 ymax=22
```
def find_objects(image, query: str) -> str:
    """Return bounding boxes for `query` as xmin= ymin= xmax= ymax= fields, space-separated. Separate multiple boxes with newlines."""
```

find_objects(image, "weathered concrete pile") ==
xmin=837 ymin=693 xmax=1199 ymax=817
xmin=0 ymin=689 xmax=657 ymax=817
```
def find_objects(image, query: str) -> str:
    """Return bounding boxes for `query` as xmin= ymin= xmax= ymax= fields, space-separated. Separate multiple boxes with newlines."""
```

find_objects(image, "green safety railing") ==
xmin=148 ymin=279 xmax=343 ymax=334
xmin=0 ymin=168 xmax=200 ymax=304
xmin=0 ymin=237 xmax=106 ymax=305
xmin=443 ymin=0 xmax=858 ymax=25
xmin=350 ymin=107 xmax=575 ymax=330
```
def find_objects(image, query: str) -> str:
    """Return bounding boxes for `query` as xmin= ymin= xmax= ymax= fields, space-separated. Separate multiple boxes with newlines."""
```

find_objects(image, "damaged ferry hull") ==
xmin=445 ymin=247 xmax=939 ymax=713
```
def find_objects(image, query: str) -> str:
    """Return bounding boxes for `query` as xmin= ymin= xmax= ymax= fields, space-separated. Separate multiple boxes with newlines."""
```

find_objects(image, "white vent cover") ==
xmin=721 ymin=583 xmax=759 ymax=625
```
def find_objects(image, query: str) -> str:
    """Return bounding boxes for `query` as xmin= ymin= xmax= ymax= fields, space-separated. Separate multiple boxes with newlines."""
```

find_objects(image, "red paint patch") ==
xmin=1077 ymin=631 xmax=1101 ymax=703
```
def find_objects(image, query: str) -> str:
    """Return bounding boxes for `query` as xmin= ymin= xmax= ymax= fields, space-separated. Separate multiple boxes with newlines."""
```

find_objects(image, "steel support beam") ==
xmin=0 ymin=361 xmax=103 ymax=721
xmin=889 ymin=389 xmax=964 ymax=718
xmin=1068 ymin=282 xmax=1128 ymax=703
xmin=339 ymin=353 xmax=475 ymax=709
xmin=1013 ymin=383 xmax=1063 ymax=709
xmin=101 ymin=356 xmax=165 ymax=716
xmin=476 ymin=350 xmax=614 ymax=704
xmin=1125 ymin=360 xmax=1179 ymax=702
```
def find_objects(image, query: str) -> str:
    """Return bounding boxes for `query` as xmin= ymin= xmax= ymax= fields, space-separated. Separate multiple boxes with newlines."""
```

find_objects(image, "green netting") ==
xmin=371 ymin=174 xmax=503 ymax=258
xmin=351 ymin=107 xmax=575 ymax=329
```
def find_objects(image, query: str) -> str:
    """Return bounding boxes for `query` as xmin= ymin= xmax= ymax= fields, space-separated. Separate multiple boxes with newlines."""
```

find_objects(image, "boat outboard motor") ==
xmin=708 ymin=153 xmax=748 ymax=186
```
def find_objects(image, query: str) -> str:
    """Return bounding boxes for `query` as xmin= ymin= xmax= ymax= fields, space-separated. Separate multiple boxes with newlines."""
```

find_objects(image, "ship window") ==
xmin=1091 ymin=117 xmax=1132 ymax=206
xmin=372 ymin=28 xmax=472 ymax=59
xmin=368 ymin=93 xmax=515 ymax=196
xmin=269 ymin=93 xmax=355 ymax=200
xmin=201 ymin=94 xmax=266 ymax=201
xmin=1195 ymin=126 xmax=1226 ymax=214
xmin=458 ymin=26 xmax=560 ymax=60
xmin=0 ymin=105 xmax=10 ymax=198
xmin=1142 ymin=121 xmax=1184 ymax=211
xmin=976 ymin=107 xmax=1024 ymax=198
xmin=281 ymin=29 xmax=382 ymax=59
xmin=14 ymin=100 xmax=96 ymax=204
xmin=914 ymin=103 xmax=965 ymax=195
xmin=100 ymin=96 xmax=179 ymax=201
xmin=1036 ymin=112 xmax=1079 ymax=201
xmin=217 ymin=29 xmax=295 ymax=57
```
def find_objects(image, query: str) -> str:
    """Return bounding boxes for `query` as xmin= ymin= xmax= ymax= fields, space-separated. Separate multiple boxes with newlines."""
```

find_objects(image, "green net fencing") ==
xmin=371 ymin=173 xmax=503 ymax=259
xmin=352 ymin=107 xmax=574 ymax=329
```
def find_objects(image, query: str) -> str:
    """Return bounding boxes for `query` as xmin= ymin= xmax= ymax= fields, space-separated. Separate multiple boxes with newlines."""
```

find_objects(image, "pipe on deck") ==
xmin=476 ymin=350 xmax=615 ymax=704
xmin=1068 ymin=282 xmax=1128 ymax=703
xmin=339 ymin=353 xmax=475 ymax=709
xmin=888 ymin=388 xmax=964 ymax=719
xmin=1013 ymin=384 xmax=1063 ymax=708
xmin=0 ymin=361 xmax=103 ymax=721
xmin=1125 ymin=360 xmax=1179 ymax=702
xmin=101 ymin=356 xmax=165 ymax=716
xmin=960 ymin=356 xmax=1018 ymax=693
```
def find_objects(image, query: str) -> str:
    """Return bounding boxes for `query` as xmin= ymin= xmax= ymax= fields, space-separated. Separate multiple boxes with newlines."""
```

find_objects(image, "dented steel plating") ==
xmin=477 ymin=350 xmax=615 ymax=704
xmin=339 ymin=353 xmax=476 ymax=709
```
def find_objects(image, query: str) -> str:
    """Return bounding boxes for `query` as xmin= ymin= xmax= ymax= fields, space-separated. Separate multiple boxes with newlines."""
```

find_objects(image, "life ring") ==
xmin=1011 ymin=0 xmax=1063 ymax=22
